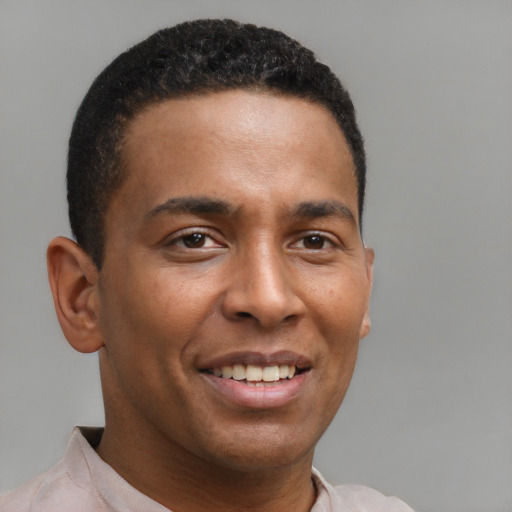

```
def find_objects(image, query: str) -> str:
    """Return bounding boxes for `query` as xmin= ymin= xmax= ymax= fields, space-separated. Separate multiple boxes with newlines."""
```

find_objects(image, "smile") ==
xmin=207 ymin=364 xmax=297 ymax=384
xmin=201 ymin=360 xmax=310 ymax=409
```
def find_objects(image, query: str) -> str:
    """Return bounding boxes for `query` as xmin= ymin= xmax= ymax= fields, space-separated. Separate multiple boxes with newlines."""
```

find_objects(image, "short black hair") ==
xmin=67 ymin=18 xmax=366 ymax=268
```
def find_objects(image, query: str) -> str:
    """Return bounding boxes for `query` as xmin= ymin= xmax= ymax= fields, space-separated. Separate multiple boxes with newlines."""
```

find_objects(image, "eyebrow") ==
xmin=146 ymin=196 xmax=233 ymax=219
xmin=145 ymin=196 xmax=356 ymax=226
xmin=291 ymin=200 xmax=357 ymax=225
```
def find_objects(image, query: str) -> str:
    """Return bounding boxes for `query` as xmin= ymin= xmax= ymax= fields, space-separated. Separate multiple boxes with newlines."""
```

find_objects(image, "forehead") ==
xmin=111 ymin=90 xmax=358 ymax=224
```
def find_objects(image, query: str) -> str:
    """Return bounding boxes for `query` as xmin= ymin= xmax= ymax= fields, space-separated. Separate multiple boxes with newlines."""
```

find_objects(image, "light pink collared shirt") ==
xmin=1 ymin=427 xmax=414 ymax=511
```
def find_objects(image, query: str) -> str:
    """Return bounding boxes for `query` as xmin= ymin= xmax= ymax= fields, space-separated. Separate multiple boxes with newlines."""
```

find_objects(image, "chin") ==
xmin=191 ymin=425 xmax=318 ymax=473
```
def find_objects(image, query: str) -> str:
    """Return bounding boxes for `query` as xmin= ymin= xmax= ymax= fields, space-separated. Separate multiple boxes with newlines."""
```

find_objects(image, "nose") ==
xmin=221 ymin=241 xmax=306 ymax=329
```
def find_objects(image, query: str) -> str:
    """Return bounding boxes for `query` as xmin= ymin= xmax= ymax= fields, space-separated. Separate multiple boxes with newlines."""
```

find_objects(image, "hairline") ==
xmin=68 ymin=20 xmax=367 ymax=269
xmin=104 ymin=86 xmax=362 ymax=261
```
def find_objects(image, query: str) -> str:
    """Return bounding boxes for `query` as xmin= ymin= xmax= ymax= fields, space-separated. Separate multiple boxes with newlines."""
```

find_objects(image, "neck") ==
xmin=97 ymin=422 xmax=316 ymax=512
xmin=97 ymin=352 xmax=317 ymax=512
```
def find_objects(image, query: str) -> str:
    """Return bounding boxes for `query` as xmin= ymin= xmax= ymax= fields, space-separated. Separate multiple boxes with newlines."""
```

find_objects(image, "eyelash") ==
xmin=289 ymin=232 xmax=339 ymax=252
xmin=166 ymin=230 xmax=224 ymax=249
xmin=166 ymin=229 xmax=339 ymax=252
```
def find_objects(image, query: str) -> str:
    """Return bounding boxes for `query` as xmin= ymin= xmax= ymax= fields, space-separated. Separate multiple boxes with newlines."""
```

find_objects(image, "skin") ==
xmin=47 ymin=90 xmax=374 ymax=512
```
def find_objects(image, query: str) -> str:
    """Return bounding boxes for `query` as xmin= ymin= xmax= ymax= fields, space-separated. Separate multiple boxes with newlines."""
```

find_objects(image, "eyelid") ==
xmin=164 ymin=227 xmax=226 ymax=248
xmin=288 ymin=231 xmax=342 ymax=250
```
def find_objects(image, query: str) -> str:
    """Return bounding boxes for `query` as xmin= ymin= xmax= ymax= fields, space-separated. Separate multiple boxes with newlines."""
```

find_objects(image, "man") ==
xmin=1 ymin=19 xmax=414 ymax=511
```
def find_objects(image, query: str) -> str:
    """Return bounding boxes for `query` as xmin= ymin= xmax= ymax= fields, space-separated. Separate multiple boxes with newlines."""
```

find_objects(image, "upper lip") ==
xmin=198 ymin=350 xmax=312 ymax=370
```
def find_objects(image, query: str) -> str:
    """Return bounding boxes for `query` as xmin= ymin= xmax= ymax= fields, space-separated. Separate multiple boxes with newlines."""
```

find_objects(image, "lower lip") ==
xmin=201 ymin=372 xmax=309 ymax=409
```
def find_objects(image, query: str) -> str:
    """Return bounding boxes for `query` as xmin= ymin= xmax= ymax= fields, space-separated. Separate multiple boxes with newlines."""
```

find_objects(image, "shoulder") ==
xmin=332 ymin=484 xmax=415 ymax=511
xmin=0 ymin=427 xmax=108 ymax=512
xmin=312 ymin=468 xmax=415 ymax=512
xmin=0 ymin=462 xmax=101 ymax=512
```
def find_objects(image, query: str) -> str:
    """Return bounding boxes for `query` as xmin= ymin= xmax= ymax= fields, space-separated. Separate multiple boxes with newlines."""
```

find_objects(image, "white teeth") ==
xmin=262 ymin=366 xmax=280 ymax=382
xmin=221 ymin=365 xmax=233 ymax=379
xmin=279 ymin=365 xmax=289 ymax=379
xmin=246 ymin=365 xmax=263 ymax=381
xmin=232 ymin=364 xmax=246 ymax=381
xmin=210 ymin=364 xmax=299 ymax=382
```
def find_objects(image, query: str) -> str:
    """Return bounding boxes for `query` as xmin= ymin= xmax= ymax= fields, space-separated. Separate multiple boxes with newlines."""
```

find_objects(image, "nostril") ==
xmin=236 ymin=312 xmax=253 ymax=319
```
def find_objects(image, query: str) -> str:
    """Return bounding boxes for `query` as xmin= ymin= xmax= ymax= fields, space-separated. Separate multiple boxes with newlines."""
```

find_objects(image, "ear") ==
xmin=359 ymin=246 xmax=375 ymax=340
xmin=47 ymin=237 xmax=104 ymax=353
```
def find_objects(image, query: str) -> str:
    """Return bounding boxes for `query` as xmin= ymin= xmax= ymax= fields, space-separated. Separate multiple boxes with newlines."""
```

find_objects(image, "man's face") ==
xmin=97 ymin=90 xmax=373 ymax=471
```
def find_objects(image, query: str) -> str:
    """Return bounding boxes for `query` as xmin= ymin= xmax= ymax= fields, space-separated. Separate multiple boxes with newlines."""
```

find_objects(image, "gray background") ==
xmin=1 ymin=1 xmax=511 ymax=511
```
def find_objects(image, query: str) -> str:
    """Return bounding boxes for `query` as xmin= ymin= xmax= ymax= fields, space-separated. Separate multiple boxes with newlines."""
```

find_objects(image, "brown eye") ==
xmin=302 ymin=235 xmax=326 ymax=249
xmin=182 ymin=233 xmax=207 ymax=248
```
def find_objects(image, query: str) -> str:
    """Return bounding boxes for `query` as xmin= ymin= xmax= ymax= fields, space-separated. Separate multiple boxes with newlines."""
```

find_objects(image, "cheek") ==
xmin=305 ymin=270 xmax=367 ymax=396
xmin=142 ymin=267 xmax=223 ymax=339
xmin=307 ymin=272 xmax=369 ymax=339
xmin=97 ymin=273 xmax=195 ymax=408
xmin=99 ymin=265 xmax=221 ymax=366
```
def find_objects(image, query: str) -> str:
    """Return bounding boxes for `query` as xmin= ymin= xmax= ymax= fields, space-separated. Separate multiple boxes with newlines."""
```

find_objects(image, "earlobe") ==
xmin=364 ymin=246 xmax=375 ymax=281
xmin=359 ymin=246 xmax=375 ymax=340
xmin=47 ymin=237 xmax=104 ymax=353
